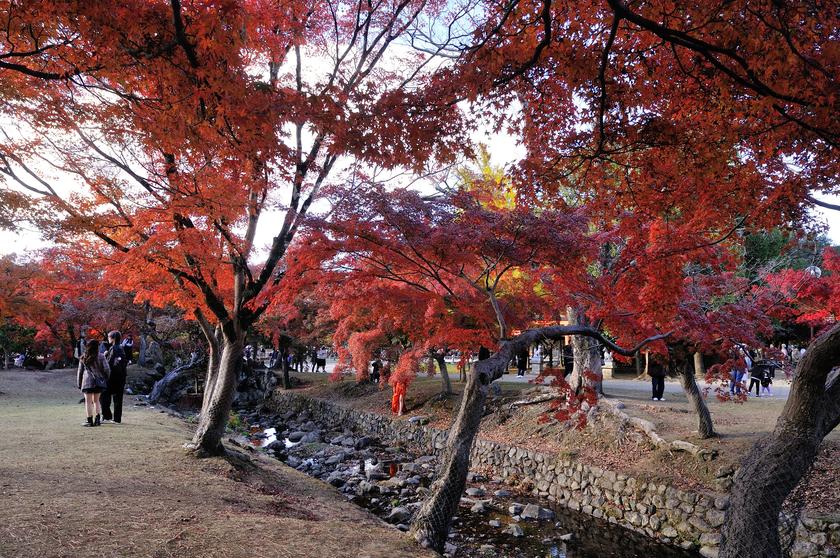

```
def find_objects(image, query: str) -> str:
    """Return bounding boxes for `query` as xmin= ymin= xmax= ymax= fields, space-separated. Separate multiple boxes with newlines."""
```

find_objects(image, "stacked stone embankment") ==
xmin=271 ymin=392 xmax=838 ymax=558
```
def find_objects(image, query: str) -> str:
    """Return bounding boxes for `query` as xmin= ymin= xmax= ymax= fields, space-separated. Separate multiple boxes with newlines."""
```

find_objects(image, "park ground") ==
xmin=290 ymin=368 xmax=839 ymax=515
xmin=0 ymin=367 xmax=435 ymax=558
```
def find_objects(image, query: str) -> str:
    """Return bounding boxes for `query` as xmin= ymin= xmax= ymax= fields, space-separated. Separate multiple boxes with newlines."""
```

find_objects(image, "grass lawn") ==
xmin=0 ymin=367 xmax=436 ymax=558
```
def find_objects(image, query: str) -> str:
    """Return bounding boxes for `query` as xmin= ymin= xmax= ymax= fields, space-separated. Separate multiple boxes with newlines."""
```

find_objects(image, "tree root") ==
xmin=600 ymin=398 xmax=718 ymax=461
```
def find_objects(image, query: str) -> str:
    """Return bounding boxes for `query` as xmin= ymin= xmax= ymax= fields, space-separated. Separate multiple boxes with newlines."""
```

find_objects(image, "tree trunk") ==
xmin=138 ymin=335 xmax=147 ymax=368
xmin=200 ymin=324 xmax=222 ymax=415
xmin=410 ymin=360 xmax=491 ymax=551
xmin=148 ymin=355 xmax=203 ymax=405
xmin=186 ymin=333 xmax=244 ymax=457
xmin=678 ymin=359 xmax=716 ymax=439
xmin=694 ymin=351 xmax=705 ymax=378
xmin=281 ymin=347 xmax=291 ymax=389
xmin=568 ymin=308 xmax=603 ymax=394
xmin=720 ymin=323 xmax=840 ymax=558
xmin=435 ymin=355 xmax=453 ymax=395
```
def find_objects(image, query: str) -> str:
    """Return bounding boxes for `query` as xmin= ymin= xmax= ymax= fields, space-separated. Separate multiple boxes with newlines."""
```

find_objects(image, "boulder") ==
xmin=327 ymin=474 xmax=345 ymax=487
xmin=387 ymin=506 xmax=412 ymax=524
xmin=325 ymin=453 xmax=345 ymax=465
xmin=301 ymin=431 xmax=321 ymax=444
xmin=505 ymin=524 xmax=525 ymax=537
xmin=520 ymin=503 xmax=554 ymax=520
xmin=354 ymin=436 xmax=376 ymax=449
xmin=287 ymin=431 xmax=306 ymax=442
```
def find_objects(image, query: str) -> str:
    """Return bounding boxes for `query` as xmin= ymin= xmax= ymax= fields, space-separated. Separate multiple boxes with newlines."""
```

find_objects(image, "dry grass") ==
xmin=0 ymin=368 xmax=436 ymax=558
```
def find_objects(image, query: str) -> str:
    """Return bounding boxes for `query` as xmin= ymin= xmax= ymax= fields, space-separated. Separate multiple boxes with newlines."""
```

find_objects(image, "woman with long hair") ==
xmin=77 ymin=338 xmax=110 ymax=427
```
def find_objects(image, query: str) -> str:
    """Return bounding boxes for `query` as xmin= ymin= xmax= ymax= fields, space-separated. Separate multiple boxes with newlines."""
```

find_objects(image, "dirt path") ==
xmin=0 ymin=368 xmax=435 ymax=558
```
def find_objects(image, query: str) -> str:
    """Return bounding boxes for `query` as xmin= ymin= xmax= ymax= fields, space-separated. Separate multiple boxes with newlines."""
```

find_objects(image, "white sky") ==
xmin=1 ymin=131 xmax=838 ymax=257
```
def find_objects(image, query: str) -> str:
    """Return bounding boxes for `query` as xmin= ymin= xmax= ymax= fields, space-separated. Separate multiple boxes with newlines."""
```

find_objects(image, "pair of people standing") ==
xmin=77 ymin=331 xmax=128 ymax=427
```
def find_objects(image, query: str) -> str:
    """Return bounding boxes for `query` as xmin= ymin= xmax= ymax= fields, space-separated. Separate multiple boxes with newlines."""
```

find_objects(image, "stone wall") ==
xmin=270 ymin=392 xmax=838 ymax=558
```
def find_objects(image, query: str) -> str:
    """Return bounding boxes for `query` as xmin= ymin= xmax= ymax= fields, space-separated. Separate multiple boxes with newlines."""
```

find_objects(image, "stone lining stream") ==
xmin=235 ymin=405 xmax=700 ymax=558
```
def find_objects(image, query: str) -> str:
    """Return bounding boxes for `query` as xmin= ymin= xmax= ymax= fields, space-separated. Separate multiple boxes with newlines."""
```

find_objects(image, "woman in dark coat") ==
xmin=648 ymin=355 xmax=668 ymax=401
xmin=77 ymin=339 xmax=110 ymax=427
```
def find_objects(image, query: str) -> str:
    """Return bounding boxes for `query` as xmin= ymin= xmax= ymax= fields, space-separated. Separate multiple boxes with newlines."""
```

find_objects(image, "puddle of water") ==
xmin=453 ymin=503 xmax=699 ymax=558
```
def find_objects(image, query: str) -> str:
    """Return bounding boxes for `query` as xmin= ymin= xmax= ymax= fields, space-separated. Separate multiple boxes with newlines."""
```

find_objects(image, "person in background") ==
xmin=648 ymin=354 xmax=668 ymax=401
xmin=516 ymin=350 xmax=528 ymax=377
xmin=761 ymin=361 xmax=775 ymax=397
xmin=748 ymin=361 xmax=764 ymax=397
xmin=99 ymin=333 xmax=110 ymax=355
xmin=121 ymin=334 xmax=134 ymax=364
xmin=77 ymin=339 xmax=110 ymax=427
xmin=316 ymin=346 xmax=329 ymax=373
xmin=370 ymin=358 xmax=382 ymax=384
xmin=103 ymin=331 xmax=127 ymax=423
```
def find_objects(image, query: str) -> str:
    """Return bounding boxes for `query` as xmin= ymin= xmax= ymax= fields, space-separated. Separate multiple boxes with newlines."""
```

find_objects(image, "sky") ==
xmin=1 ymin=136 xmax=838 ymax=257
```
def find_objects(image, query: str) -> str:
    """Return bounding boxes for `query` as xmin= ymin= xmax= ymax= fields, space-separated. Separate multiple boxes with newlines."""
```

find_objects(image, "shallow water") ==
xmin=248 ymin=418 xmax=699 ymax=558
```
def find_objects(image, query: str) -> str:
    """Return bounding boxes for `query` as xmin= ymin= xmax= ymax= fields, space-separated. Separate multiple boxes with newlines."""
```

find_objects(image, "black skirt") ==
xmin=81 ymin=387 xmax=104 ymax=394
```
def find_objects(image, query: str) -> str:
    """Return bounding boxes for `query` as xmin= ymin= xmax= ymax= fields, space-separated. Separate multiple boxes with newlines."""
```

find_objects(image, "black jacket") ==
xmin=107 ymin=345 xmax=128 ymax=385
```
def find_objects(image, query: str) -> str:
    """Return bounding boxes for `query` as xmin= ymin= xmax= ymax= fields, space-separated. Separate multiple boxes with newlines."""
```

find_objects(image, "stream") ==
xmin=238 ymin=409 xmax=700 ymax=558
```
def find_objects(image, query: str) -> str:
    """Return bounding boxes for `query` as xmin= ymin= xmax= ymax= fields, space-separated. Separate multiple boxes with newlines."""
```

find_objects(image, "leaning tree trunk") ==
xmin=678 ymin=360 xmax=715 ymax=439
xmin=186 ymin=333 xmax=244 ymax=457
xmin=148 ymin=355 xmax=203 ymax=405
xmin=410 ymin=353 xmax=498 ymax=551
xmin=720 ymin=323 xmax=840 ymax=558
xmin=435 ymin=354 xmax=453 ymax=395
xmin=410 ymin=325 xmax=669 ymax=552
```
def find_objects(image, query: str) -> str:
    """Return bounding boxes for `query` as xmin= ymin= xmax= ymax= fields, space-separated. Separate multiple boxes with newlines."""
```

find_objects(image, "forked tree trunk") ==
xmin=678 ymin=359 xmax=716 ymax=439
xmin=435 ymin=354 xmax=453 ymax=395
xmin=410 ymin=325 xmax=669 ymax=552
xmin=186 ymin=334 xmax=244 ymax=457
xmin=720 ymin=324 xmax=840 ymax=558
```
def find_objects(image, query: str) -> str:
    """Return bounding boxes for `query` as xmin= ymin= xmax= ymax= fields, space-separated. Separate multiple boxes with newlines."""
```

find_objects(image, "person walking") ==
xmin=761 ymin=361 xmax=775 ymax=397
xmin=316 ymin=346 xmax=329 ymax=373
xmin=103 ymin=331 xmax=127 ymax=423
xmin=516 ymin=350 xmax=528 ymax=377
xmin=371 ymin=358 xmax=382 ymax=384
xmin=77 ymin=339 xmax=110 ymax=427
xmin=748 ymin=361 xmax=764 ymax=397
xmin=649 ymin=355 xmax=667 ymax=401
